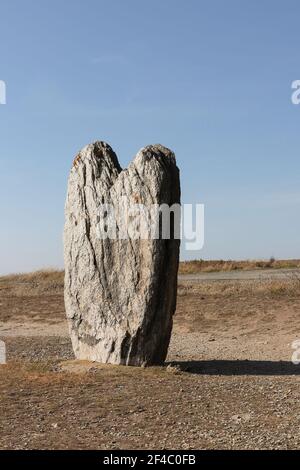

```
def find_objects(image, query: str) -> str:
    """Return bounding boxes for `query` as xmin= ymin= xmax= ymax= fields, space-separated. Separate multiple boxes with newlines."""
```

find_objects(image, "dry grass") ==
xmin=179 ymin=258 xmax=300 ymax=274
xmin=0 ymin=269 xmax=64 ymax=297
xmin=178 ymin=276 xmax=300 ymax=298
xmin=2 ymin=269 xmax=64 ymax=284
xmin=1 ymin=266 xmax=300 ymax=301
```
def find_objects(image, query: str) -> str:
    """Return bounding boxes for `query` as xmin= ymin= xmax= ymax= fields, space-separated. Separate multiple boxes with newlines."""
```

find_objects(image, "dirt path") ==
xmin=179 ymin=268 xmax=300 ymax=281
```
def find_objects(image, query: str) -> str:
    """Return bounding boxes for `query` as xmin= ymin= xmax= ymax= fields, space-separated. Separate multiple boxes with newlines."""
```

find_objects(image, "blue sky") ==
xmin=1 ymin=0 xmax=300 ymax=274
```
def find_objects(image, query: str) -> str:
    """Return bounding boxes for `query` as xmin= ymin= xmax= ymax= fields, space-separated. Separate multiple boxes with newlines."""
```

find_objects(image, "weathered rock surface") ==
xmin=64 ymin=141 xmax=180 ymax=366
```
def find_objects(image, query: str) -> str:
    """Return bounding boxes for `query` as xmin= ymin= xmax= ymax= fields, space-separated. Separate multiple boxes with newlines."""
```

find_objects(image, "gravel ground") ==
xmin=1 ymin=275 xmax=300 ymax=449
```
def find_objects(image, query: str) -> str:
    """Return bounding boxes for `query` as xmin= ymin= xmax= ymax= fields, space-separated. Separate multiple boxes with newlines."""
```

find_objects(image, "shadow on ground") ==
xmin=170 ymin=360 xmax=300 ymax=376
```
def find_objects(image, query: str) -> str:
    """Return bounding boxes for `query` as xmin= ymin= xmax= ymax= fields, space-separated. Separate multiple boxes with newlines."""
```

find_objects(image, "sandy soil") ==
xmin=1 ymin=273 xmax=300 ymax=450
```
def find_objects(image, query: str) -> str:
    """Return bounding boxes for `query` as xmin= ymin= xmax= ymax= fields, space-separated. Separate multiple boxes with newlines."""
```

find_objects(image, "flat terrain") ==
xmin=178 ymin=258 xmax=300 ymax=274
xmin=1 ymin=269 xmax=300 ymax=449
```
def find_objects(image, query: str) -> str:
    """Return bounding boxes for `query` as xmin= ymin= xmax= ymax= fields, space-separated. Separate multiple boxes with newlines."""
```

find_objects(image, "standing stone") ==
xmin=64 ymin=141 xmax=180 ymax=366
